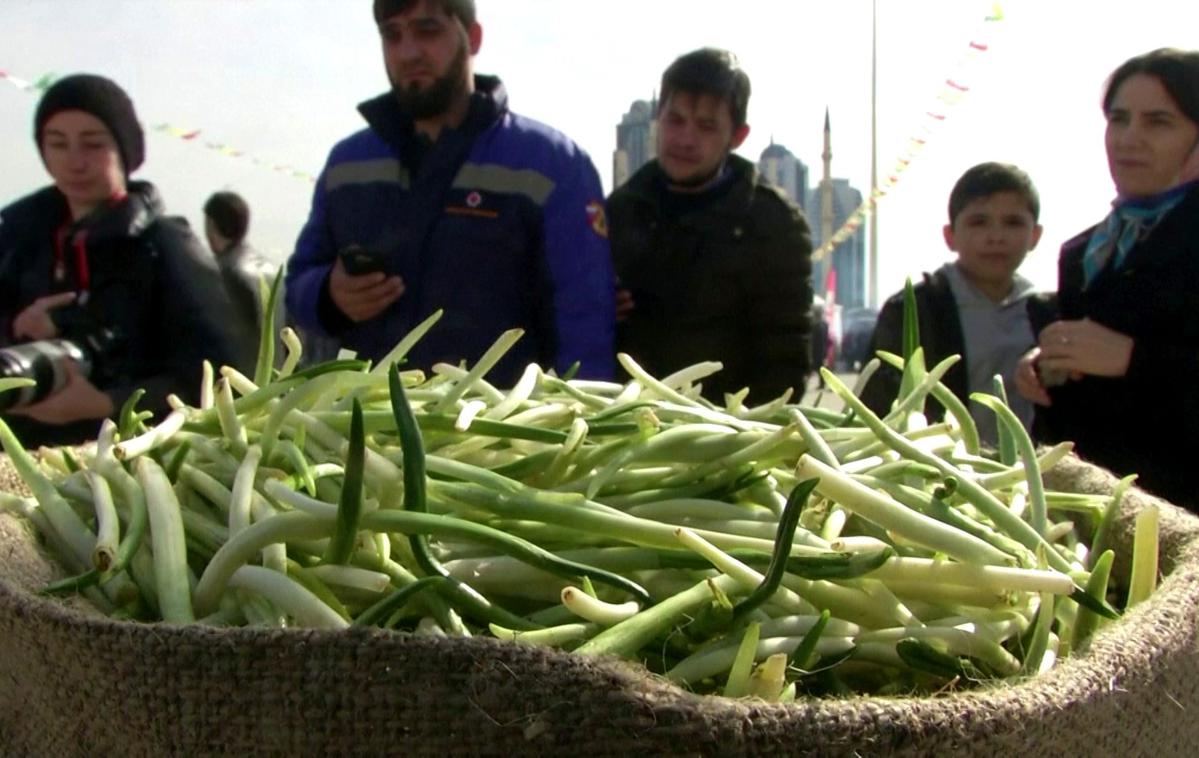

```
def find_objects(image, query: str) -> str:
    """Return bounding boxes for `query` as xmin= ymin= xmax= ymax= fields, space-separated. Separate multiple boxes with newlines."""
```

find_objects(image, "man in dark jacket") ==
xmin=204 ymin=191 xmax=273 ymax=361
xmin=608 ymin=48 xmax=814 ymax=405
xmin=285 ymin=0 xmax=614 ymax=385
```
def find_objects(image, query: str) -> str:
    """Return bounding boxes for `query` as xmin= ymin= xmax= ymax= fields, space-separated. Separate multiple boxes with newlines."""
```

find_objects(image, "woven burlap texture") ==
xmin=1 ymin=454 xmax=1195 ymax=757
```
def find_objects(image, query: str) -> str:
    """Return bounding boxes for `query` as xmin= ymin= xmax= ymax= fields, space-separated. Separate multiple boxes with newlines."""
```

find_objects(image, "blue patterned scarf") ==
xmin=1082 ymin=181 xmax=1196 ymax=287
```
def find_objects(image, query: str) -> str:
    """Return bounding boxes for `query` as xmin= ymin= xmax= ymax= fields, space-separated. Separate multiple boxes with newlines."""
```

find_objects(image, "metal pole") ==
xmin=869 ymin=0 xmax=880 ymax=308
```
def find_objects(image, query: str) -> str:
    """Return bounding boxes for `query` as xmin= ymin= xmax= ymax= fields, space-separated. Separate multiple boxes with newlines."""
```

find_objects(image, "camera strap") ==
xmin=50 ymin=191 xmax=134 ymax=296
xmin=52 ymin=222 xmax=91 ymax=295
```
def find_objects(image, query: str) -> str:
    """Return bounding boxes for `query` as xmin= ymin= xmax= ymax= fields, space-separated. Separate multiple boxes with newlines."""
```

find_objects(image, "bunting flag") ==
xmin=1 ymin=69 xmax=318 ymax=184
xmin=0 ymin=69 xmax=57 ymax=92
xmin=824 ymin=266 xmax=842 ymax=365
xmin=812 ymin=2 xmax=1005 ymax=262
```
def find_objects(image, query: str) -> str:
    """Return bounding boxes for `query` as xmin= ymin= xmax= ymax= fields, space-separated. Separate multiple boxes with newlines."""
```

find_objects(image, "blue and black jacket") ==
xmin=285 ymin=76 xmax=615 ymax=385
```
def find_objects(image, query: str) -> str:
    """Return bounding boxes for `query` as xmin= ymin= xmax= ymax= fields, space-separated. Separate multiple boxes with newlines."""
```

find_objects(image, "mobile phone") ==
xmin=339 ymin=245 xmax=387 ymax=276
xmin=1036 ymin=360 xmax=1069 ymax=388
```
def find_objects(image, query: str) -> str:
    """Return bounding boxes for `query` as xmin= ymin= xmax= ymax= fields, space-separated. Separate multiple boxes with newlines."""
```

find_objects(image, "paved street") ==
xmin=797 ymin=372 xmax=861 ymax=413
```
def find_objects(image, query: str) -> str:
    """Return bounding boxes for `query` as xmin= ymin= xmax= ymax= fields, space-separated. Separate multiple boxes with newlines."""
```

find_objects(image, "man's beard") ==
xmin=392 ymin=43 xmax=469 ymax=120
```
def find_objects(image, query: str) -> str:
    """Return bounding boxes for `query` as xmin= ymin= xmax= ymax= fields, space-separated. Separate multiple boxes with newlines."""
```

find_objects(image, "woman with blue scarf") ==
xmin=1016 ymin=48 xmax=1199 ymax=511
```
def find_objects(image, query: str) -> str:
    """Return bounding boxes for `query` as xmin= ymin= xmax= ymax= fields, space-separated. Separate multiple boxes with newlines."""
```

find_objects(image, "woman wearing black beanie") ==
xmin=0 ymin=74 xmax=254 ymax=447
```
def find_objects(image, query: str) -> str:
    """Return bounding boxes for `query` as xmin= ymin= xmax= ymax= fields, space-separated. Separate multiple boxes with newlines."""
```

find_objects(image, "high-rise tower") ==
xmin=758 ymin=140 xmax=809 ymax=211
xmin=613 ymin=98 xmax=658 ymax=189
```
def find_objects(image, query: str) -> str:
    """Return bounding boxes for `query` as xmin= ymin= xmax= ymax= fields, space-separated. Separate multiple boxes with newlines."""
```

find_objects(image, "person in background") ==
xmin=0 ymin=74 xmax=246 ymax=447
xmin=607 ymin=48 xmax=813 ymax=405
xmin=203 ymin=191 xmax=274 ymax=349
xmin=861 ymin=162 xmax=1054 ymax=446
xmin=1016 ymin=48 xmax=1199 ymax=510
xmin=203 ymin=191 xmax=340 ymax=369
xmin=809 ymin=295 xmax=830 ymax=389
xmin=285 ymin=0 xmax=614 ymax=384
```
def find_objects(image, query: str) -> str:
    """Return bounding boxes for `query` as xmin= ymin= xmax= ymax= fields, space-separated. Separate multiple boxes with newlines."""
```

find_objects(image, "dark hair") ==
xmin=204 ymin=191 xmax=251 ymax=244
xmin=374 ymin=0 xmax=476 ymax=31
xmin=659 ymin=48 xmax=751 ymax=130
xmin=947 ymin=162 xmax=1040 ymax=224
xmin=1103 ymin=48 xmax=1199 ymax=125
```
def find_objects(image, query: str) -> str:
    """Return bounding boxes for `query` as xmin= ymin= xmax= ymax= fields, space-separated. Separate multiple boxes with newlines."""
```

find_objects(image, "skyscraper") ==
xmin=808 ymin=178 xmax=866 ymax=310
xmin=758 ymin=141 xmax=809 ymax=213
xmin=608 ymin=98 xmax=865 ymax=310
xmin=810 ymin=110 xmax=867 ymax=310
xmin=613 ymin=99 xmax=658 ymax=189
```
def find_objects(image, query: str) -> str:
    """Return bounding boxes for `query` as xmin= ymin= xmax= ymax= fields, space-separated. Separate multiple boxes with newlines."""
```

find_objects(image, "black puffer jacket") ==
xmin=0 ymin=182 xmax=252 ymax=446
xmin=216 ymin=241 xmax=276 ymax=352
xmin=1037 ymin=184 xmax=1199 ymax=511
xmin=608 ymin=156 xmax=814 ymax=403
xmin=860 ymin=268 xmax=1057 ymax=428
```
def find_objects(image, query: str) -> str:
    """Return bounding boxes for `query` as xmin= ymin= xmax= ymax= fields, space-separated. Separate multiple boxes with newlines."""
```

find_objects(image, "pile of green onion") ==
xmin=0 ymin=296 xmax=1160 ymax=700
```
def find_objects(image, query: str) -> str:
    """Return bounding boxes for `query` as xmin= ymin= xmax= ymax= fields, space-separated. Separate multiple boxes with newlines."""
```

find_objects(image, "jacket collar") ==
xmin=1063 ymin=181 xmax=1199 ymax=257
xmin=939 ymin=261 xmax=1036 ymax=308
xmin=60 ymin=181 xmax=163 ymax=244
xmin=621 ymin=153 xmax=759 ymax=218
xmin=1114 ymin=178 xmax=1199 ymax=211
xmin=357 ymin=74 xmax=507 ymax=150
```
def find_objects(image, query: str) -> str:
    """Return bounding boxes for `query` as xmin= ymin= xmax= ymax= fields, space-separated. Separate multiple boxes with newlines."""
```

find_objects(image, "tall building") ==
xmin=613 ymin=98 xmax=657 ymax=188
xmin=809 ymin=110 xmax=867 ymax=310
xmin=609 ymin=98 xmax=865 ymax=309
xmin=758 ymin=141 xmax=808 ymax=213
xmin=809 ymin=179 xmax=866 ymax=310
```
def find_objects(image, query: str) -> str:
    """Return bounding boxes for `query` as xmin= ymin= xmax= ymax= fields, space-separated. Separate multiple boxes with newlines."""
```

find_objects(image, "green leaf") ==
xmin=732 ymin=479 xmax=818 ymax=620
xmin=991 ymin=375 xmax=1017 ymax=466
xmin=322 ymin=398 xmax=365 ymax=565
xmin=897 ymin=279 xmax=928 ymax=413
xmin=896 ymin=637 xmax=987 ymax=682
xmin=0 ymin=378 xmax=36 ymax=395
xmin=1071 ymin=550 xmax=1116 ymax=649
xmin=792 ymin=609 xmax=831 ymax=672
xmin=253 ymin=267 xmax=286 ymax=387
xmin=118 ymin=388 xmax=148 ymax=439
xmin=901 ymin=277 xmax=920 ymax=360
xmin=723 ymin=621 xmax=761 ymax=698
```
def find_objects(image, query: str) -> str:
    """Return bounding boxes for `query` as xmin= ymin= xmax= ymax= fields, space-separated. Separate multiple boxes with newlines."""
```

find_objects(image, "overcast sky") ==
xmin=2 ymin=0 xmax=1197 ymax=304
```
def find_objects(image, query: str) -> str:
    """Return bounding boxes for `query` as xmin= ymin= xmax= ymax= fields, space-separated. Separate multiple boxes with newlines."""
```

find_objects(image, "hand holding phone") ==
xmin=339 ymin=244 xmax=387 ymax=276
xmin=330 ymin=245 xmax=405 ymax=323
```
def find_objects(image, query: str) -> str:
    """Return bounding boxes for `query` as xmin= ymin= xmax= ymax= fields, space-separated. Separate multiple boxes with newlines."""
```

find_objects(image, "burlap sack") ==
xmin=1 ymin=454 xmax=1196 ymax=757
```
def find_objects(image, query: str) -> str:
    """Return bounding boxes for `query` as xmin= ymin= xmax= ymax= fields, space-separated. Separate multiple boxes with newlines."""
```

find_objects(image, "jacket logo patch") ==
xmin=446 ymin=189 xmax=499 ymax=219
xmin=446 ymin=206 xmax=500 ymax=219
xmin=586 ymin=200 xmax=608 ymax=239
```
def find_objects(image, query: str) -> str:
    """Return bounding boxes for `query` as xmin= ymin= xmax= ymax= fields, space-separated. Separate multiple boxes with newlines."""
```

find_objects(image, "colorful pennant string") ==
xmin=1 ymin=69 xmax=318 ymax=184
xmin=6 ymin=1 xmax=1006 ymax=214
xmin=813 ymin=2 xmax=1005 ymax=262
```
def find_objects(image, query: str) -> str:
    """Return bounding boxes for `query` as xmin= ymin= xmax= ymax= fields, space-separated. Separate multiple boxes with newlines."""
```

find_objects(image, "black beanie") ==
xmin=34 ymin=74 xmax=145 ymax=175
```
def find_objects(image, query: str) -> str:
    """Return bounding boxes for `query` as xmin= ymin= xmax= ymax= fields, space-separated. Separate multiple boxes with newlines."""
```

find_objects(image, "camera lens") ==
xmin=0 ymin=340 xmax=90 ymax=412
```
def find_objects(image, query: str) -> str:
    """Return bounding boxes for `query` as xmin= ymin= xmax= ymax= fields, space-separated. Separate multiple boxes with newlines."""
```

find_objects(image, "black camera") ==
xmin=0 ymin=306 xmax=123 ymax=412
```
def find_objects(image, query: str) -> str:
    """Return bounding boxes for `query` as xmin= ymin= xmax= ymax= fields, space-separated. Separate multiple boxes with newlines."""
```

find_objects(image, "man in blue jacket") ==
xmin=286 ymin=0 xmax=615 ymax=384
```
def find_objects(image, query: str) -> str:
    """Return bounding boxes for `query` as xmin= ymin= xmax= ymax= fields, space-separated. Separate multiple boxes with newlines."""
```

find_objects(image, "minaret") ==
xmin=820 ymin=108 xmax=834 ymax=251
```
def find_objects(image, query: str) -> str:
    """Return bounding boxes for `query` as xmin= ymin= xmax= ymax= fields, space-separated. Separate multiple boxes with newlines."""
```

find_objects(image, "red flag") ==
xmin=824 ymin=267 xmax=842 ymax=367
